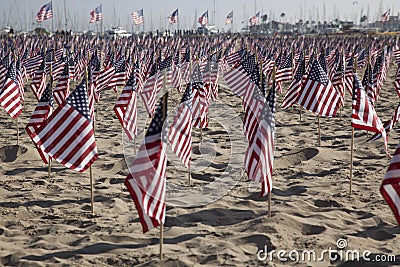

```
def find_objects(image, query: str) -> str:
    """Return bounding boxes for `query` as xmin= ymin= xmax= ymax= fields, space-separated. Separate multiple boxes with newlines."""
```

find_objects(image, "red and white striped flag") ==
xmin=36 ymin=1 xmax=53 ymax=23
xmin=53 ymin=62 xmax=70 ymax=106
xmin=381 ymin=143 xmax=400 ymax=225
xmin=30 ymin=61 xmax=47 ymax=100
xmin=25 ymin=83 xmax=53 ymax=164
xmin=282 ymin=57 xmax=305 ymax=110
xmin=168 ymin=84 xmax=193 ymax=168
xmin=297 ymin=60 xmax=340 ymax=117
xmin=0 ymin=62 xmax=22 ymax=119
xmin=394 ymin=66 xmax=400 ymax=97
xmin=90 ymin=5 xmax=102 ymax=23
xmin=114 ymin=73 xmax=138 ymax=140
xmin=108 ymin=57 xmax=127 ymax=89
xmin=32 ymin=80 xmax=98 ymax=172
xmin=352 ymin=74 xmax=389 ymax=155
xmin=125 ymin=96 xmax=168 ymax=233
xmin=245 ymin=85 xmax=275 ymax=197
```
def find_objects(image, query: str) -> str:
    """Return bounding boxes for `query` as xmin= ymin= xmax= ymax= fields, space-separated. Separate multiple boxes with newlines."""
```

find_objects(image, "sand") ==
xmin=0 ymin=62 xmax=400 ymax=267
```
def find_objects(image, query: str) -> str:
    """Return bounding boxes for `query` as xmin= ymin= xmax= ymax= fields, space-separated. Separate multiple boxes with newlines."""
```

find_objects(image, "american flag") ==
xmin=32 ymin=80 xmax=98 ymax=172
xmin=224 ymin=54 xmax=262 ymax=98
xmin=30 ymin=60 xmax=47 ymax=100
xmin=331 ymin=56 xmax=345 ymax=108
xmin=85 ymin=67 xmax=96 ymax=122
xmin=297 ymin=60 xmax=340 ymax=117
xmin=0 ymin=61 xmax=22 ymax=119
xmin=131 ymin=9 xmax=144 ymax=25
xmin=141 ymin=56 xmax=172 ymax=117
xmin=94 ymin=66 xmax=115 ymax=99
xmin=245 ymin=84 xmax=275 ymax=197
xmin=282 ymin=56 xmax=305 ymax=110
xmin=362 ymin=64 xmax=377 ymax=106
xmin=36 ymin=1 xmax=53 ymax=23
xmin=168 ymin=84 xmax=193 ymax=168
xmin=109 ymin=57 xmax=127 ymax=89
xmin=53 ymin=62 xmax=70 ymax=106
xmin=394 ymin=66 xmax=400 ymax=97
xmin=124 ymin=96 xmax=168 ymax=233
xmin=381 ymin=142 xmax=400 ymax=225
xmin=382 ymin=9 xmax=390 ymax=22
xmin=352 ymin=74 xmax=388 ymax=155
xmin=198 ymin=10 xmax=209 ymax=26
xmin=275 ymin=53 xmax=293 ymax=84
xmin=168 ymin=9 xmax=179 ymax=24
xmin=394 ymin=48 xmax=400 ymax=66
xmin=90 ymin=4 xmax=102 ymax=23
xmin=191 ymin=64 xmax=209 ymax=129
xmin=225 ymin=11 xmax=233 ymax=25
xmin=25 ymin=83 xmax=53 ymax=164
xmin=344 ymin=56 xmax=354 ymax=95
xmin=318 ymin=51 xmax=327 ymax=74
xmin=369 ymin=102 xmax=400 ymax=142
xmin=114 ymin=72 xmax=137 ymax=140
xmin=15 ymin=58 xmax=25 ymax=103
xmin=249 ymin=12 xmax=260 ymax=26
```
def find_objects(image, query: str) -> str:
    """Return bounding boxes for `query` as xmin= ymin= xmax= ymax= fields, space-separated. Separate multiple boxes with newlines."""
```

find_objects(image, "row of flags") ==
xmin=36 ymin=1 xmax=393 ymax=28
xmin=1 ymin=33 xmax=400 ymax=233
xmin=35 ymin=2 xmax=234 ymax=26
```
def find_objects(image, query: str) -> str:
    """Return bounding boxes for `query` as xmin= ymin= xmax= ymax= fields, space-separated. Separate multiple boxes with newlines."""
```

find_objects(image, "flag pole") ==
xmin=268 ymin=64 xmax=276 ymax=218
xmin=48 ymin=60 xmax=54 ymax=178
xmin=160 ymin=70 xmax=168 ymax=261
xmin=317 ymin=115 xmax=321 ymax=147
xmin=16 ymin=118 xmax=19 ymax=146
xmin=349 ymin=55 xmax=358 ymax=196
xmin=349 ymin=127 xmax=354 ymax=195
xmin=85 ymin=66 xmax=95 ymax=214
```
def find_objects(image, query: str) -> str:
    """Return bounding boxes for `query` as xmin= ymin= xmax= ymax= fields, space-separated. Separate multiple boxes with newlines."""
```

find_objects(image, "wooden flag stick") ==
xmin=349 ymin=127 xmax=354 ymax=195
xmin=16 ymin=118 xmax=19 ymax=145
xmin=159 ymin=223 xmax=164 ymax=260
xmin=90 ymin=165 xmax=94 ymax=214
xmin=85 ymin=67 xmax=95 ymax=214
xmin=299 ymin=108 xmax=302 ymax=122
xmin=317 ymin=115 xmax=321 ymax=147
xmin=268 ymin=64 xmax=277 ymax=218
xmin=188 ymin=164 xmax=192 ymax=187
xmin=48 ymin=159 xmax=52 ymax=179
xmin=159 ymin=70 xmax=168 ymax=260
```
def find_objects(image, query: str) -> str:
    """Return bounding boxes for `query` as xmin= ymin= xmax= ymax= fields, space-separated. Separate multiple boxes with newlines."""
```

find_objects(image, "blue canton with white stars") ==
xmin=308 ymin=61 xmax=329 ymax=85
xmin=66 ymin=81 xmax=91 ymax=121
xmin=146 ymin=94 xmax=167 ymax=137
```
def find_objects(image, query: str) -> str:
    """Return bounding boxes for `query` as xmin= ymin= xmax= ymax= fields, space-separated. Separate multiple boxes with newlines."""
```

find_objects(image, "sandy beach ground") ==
xmin=0 ymin=62 xmax=400 ymax=266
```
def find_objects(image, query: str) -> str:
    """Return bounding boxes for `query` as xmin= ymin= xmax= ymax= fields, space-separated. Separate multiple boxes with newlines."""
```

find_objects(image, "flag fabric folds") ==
xmin=249 ymin=12 xmax=260 ymax=26
xmin=168 ymin=84 xmax=193 ymax=168
xmin=351 ymin=74 xmax=388 ymax=155
xmin=296 ymin=60 xmax=340 ymax=117
xmin=36 ymin=1 xmax=53 ymax=23
xmin=25 ymin=83 xmax=53 ymax=164
xmin=132 ymin=9 xmax=144 ymax=25
xmin=0 ymin=61 xmax=22 ymax=119
xmin=382 ymin=9 xmax=390 ymax=22
xmin=125 ymin=96 xmax=168 ymax=233
xmin=90 ymin=5 xmax=102 ymax=23
xmin=198 ymin=10 xmax=209 ymax=26
xmin=168 ymin=9 xmax=179 ymax=24
xmin=225 ymin=11 xmax=233 ymax=25
xmin=381 ymin=143 xmax=400 ymax=225
xmin=31 ymin=80 xmax=98 ymax=172
xmin=114 ymin=72 xmax=138 ymax=140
